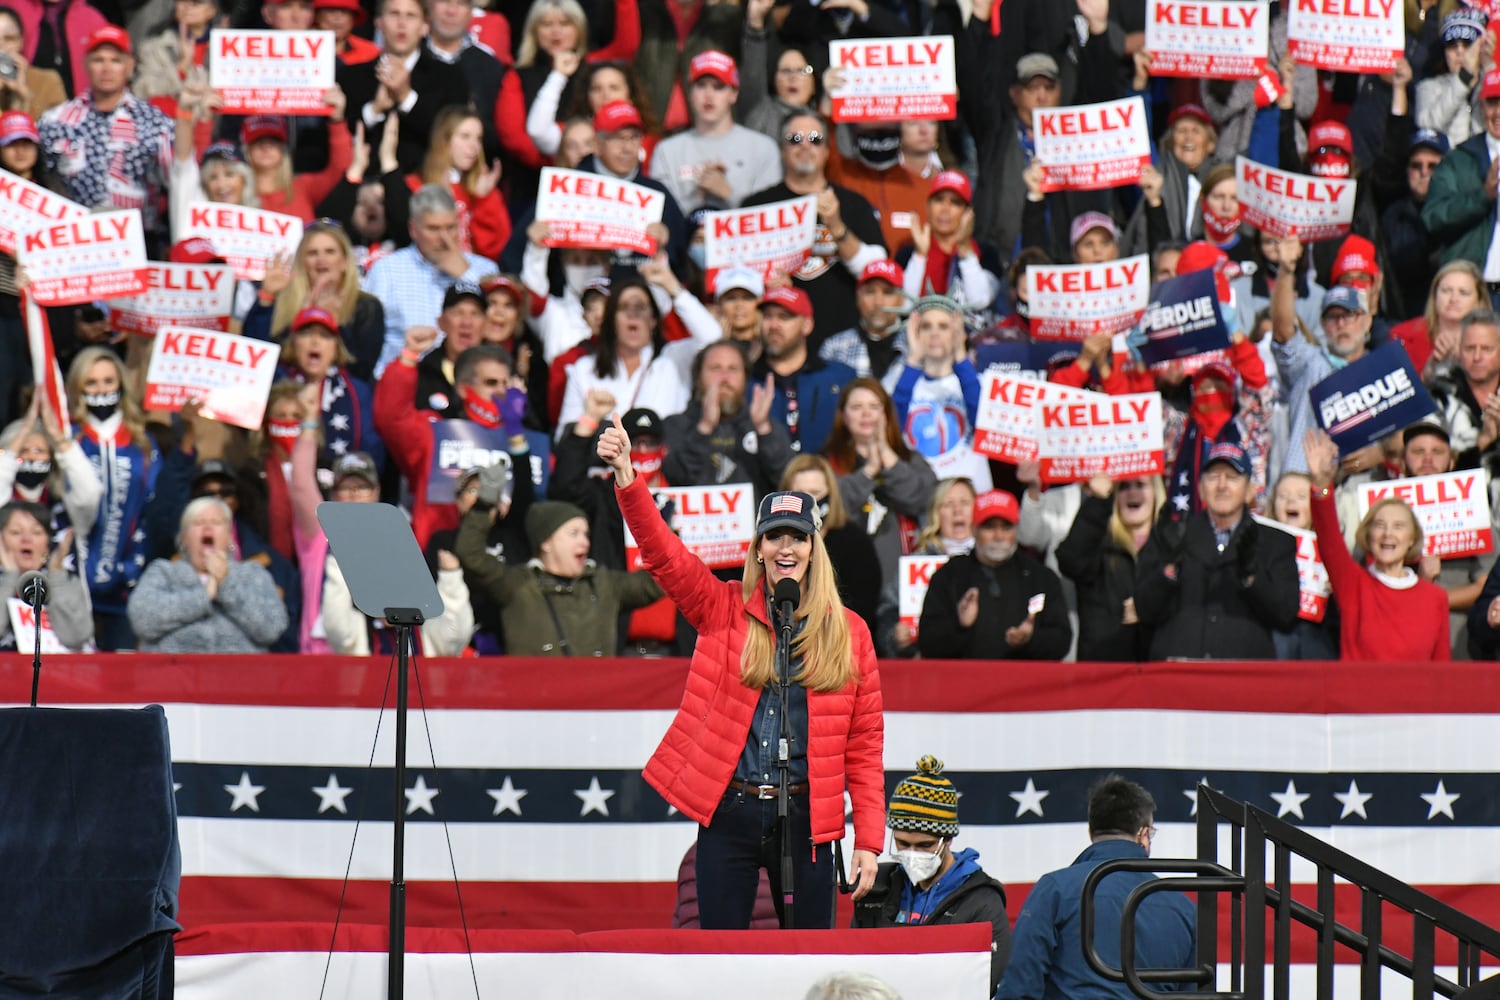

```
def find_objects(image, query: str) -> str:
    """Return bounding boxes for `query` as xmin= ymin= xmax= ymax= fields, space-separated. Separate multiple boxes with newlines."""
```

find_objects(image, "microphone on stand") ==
xmin=773 ymin=577 xmax=799 ymax=634
xmin=16 ymin=570 xmax=48 ymax=708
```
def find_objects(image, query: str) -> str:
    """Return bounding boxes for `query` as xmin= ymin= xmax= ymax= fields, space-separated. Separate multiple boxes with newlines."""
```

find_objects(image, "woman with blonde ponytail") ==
xmin=598 ymin=412 xmax=884 ymax=931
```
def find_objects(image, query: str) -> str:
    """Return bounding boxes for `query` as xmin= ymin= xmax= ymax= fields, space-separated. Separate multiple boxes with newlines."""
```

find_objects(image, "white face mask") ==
xmin=565 ymin=264 xmax=605 ymax=297
xmin=892 ymin=840 xmax=945 ymax=884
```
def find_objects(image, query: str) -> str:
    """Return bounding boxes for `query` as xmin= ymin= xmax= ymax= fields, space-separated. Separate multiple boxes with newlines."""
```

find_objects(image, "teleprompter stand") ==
xmin=318 ymin=501 xmax=444 ymax=1000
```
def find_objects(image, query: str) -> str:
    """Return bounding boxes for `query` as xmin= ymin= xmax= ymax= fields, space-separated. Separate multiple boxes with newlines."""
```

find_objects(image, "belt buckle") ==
xmin=753 ymin=784 xmax=777 ymax=800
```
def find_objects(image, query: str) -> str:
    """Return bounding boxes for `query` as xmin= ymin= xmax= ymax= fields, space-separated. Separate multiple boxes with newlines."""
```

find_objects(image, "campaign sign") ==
xmin=623 ymin=484 xmax=754 ymax=569
xmin=1025 ymin=255 xmax=1150 ymax=340
xmin=210 ymin=30 xmax=336 ymax=115
xmin=1254 ymin=516 xmax=1331 ymax=622
xmin=973 ymin=341 xmax=1066 ymax=379
xmin=1146 ymin=0 xmax=1270 ymax=78
xmin=974 ymin=372 xmax=1086 ymax=464
xmin=1136 ymin=269 xmax=1230 ymax=366
xmin=1287 ymin=0 xmax=1402 ymax=72
xmin=8 ymin=598 xmax=80 ymax=654
xmin=1310 ymin=343 xmax=1435 ymax=453
xmin=1236 ymin=157 xmax=1356 ymax=241
xmin=1035 ymin=388 xmax=1166 ymax=483
xmin=144 ymin=326 xmax=280 ymax=429
xmin=0 ymin=170 xmax=84 ymax=255
xmin=18 ymin=209 xmax=149 ymax=306
xmin=703 ymin=195 xmax=817 ymax=291
xmin=828 ymin=35 xmax=957 ymax=122
xmin=1033 ymin=97 xmax=1150 ymax=191
xmin=1358 ymin=470 xmax=1494 ymax=559
xmin=536 ymin=168 xmax=665 ymax=256
xmin=426 ymin=421 xmax=514 ymax=504
xmin=898 ymin=554 xmax=949 ymax=638
xmin=107 ymin=264 xmax=236 ymax=337
xmin=182 ymin=204 xmax=303 ymax=281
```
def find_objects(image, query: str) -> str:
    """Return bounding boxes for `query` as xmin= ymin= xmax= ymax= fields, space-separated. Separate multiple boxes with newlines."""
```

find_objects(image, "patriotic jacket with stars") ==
xmin=38 ymin=89 xmax=172 ymax=228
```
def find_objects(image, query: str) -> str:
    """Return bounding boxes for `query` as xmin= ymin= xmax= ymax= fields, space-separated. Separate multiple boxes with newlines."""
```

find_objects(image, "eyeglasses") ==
xmin=1407 ymin=160 xmax=1438 ymax=173
xmin=617 ymin=304 xmax=654 ymax=318
xmin=783 ymin=131 xmax=824 ymax=146
xmin=776 ymin=65 xmax=814 ymax=77
xmin=307 ymin=217 xmax=345 ymax=233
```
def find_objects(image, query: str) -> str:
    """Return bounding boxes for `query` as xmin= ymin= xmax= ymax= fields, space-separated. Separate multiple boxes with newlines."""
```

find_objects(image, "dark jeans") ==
xmin=695 ymin=785 xmax=834 ymax=930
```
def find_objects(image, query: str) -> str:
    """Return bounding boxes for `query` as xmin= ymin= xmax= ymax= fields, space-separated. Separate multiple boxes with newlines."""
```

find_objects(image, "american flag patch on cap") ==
xmin=769 ymin=495 xmax=802 ymax=514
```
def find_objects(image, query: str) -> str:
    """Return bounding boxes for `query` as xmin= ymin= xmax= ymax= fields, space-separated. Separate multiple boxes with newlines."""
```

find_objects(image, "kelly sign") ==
xmin=18 ymin=209 xmax=148 ymax=305
xmin=1033 ymin=97 xmax=1150 ymax=191
xmin=1236 ymin=156 xmax=1355 ymax=241
xmin=1287 ymin=0 xmax=1402 ymax=72
xmin=1359 ymin=470 xmax=1494 ymax=559
xmin=1145 ymin=0 xmax=1269 ymax=78
xmin=1135 ymin=268 xmax=1230 ymax=365
xmin=828 ymin=35 xmax=957 ymax=123
xmin=210 ymin=30 xmax=336 ymax=115
xmin=1026 ymin=255 xmax=1150 ymax=340
xmin=182 ymin=204 xmax=303 ymax=281
xmin=144 ymin=326 xmax=280 ymax=429
xmin=8 ymin=599 xmax=85 ymax=654
xmin=1255 ymin=516 xmax=1331 ymax=622
xmin=1035 ymin=387 xmax=1165 ymax=483
xmin=1309 ymin=343 xmax=1435 ymax=453
xmin=107 ymin=263 xmax=236 ymax=337
xmin=703 ymin=195 xmax=817 ymax=291
xmin=623 ymin=483 xmax=754 ymax=568
xmin=974 ymin=371 xmax=1086 ymax=464
xmin=536 ymin=167 xmax=665 ymax=256
xmin=898 ymin=554 xmax=949 ymax=638
xmin=0 ymin=170 xmax=84 ymax=255
xmin=426 ymin=421 xmax=512 ymax=503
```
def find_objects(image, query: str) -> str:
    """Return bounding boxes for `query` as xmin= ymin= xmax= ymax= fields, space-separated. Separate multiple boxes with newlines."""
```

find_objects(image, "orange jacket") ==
xmin=617 ymin=475 xmax=885 ymax=853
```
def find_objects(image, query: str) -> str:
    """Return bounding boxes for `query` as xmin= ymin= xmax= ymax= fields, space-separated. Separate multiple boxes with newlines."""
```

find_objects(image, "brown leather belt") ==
xmin=728 ymin=778 xmax=808 ymax=799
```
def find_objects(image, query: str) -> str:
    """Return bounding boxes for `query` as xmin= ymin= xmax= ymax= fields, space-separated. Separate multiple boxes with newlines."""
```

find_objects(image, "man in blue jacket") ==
xmin=995 ymin=775 xmax=1197 ymax=999
xmin=751 ymin=286 xmax=855 ymax=454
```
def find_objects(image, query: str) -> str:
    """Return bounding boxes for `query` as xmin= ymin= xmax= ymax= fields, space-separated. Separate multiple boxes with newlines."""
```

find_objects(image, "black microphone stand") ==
xmin=773 ymin=580 xmax=797 ymax=929
xmin=17 ymin=571 xmax=48 ymax=707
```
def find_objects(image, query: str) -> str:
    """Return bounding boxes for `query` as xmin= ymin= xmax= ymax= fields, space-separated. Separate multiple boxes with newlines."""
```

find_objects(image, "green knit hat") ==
xmin=525 ymin=500 xmax=587 ymax=553
xmin=887 ymin=755 xmax=959 ymax=835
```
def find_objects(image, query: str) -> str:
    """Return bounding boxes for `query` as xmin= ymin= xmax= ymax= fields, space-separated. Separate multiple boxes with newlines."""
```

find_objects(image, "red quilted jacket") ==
xmin=616 ymin=477 xmax=886 ymax=854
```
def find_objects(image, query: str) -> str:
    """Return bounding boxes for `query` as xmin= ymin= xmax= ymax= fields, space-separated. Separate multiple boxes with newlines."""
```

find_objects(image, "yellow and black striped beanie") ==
xmin=887 ymin=755 xmax=959 ymax=835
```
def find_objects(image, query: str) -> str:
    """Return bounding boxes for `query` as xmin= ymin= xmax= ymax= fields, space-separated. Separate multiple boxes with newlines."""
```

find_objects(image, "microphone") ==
xmin=16 ymin=570 xmax=48 ymax=608
xmin=773 ymin=577 xmax=799 ymax=630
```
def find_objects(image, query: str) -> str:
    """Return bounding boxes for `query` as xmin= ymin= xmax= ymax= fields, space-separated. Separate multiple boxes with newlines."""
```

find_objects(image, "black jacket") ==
xmin=661 ymin=401 xmax=795 ymax=500
xmin=852 ymin=860 xmax=1012 ymax=993
xmin=1055 ymin=492 xmax=1149 ymax=662
xmin=1134 ymin=511 xmax=1299 ymax=660
xmin=917 ymin=550 xmax=1072 ymax=660
xmin=341 ymin=50 xmax=470 ymax=173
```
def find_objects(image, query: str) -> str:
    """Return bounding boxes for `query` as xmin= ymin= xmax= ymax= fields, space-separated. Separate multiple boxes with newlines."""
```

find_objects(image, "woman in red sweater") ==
xmin=393 ymin=106 xmax=509 ymax=259
xmin=1304 ymin=428 xmax=1450 ymax=661
xmin=240 ymin=90 xmax=353 ymax=221
xmin=599 ymin=412 xmax=884 ymax=930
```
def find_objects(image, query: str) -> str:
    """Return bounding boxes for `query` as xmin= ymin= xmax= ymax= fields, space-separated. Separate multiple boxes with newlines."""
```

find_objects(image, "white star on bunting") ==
xmin=574 ymin=776 xmax=616 ymax=817
xmin=1009 ymin=778 xmax=1050 ymax=818
xmin=486 ymin=776 xmax=528 ymax=816
xmin=224 ymin=771 xmax=266 ymax=812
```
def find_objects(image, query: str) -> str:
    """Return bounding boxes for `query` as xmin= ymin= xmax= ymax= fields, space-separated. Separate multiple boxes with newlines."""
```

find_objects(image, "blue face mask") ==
xmin=688 ymin=244 xmax=706 ymax=270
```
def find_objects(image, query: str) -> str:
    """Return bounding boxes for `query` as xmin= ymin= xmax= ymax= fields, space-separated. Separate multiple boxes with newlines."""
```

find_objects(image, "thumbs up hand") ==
xmin=596 ymin=412 xmax=636 ymax=487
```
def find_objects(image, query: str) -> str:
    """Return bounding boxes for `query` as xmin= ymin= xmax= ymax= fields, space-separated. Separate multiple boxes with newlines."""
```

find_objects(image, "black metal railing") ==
xmin=1078 ymin=785 xmax=1500 ymax=999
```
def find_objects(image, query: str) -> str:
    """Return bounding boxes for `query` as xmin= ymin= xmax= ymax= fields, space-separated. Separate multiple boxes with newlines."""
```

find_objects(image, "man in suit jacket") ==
xmin=340 ymin=0 xmax=469 ymax=173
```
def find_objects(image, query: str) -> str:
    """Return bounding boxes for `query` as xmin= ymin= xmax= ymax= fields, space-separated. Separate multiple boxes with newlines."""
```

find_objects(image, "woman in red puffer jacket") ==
xmin=599 ymin=413 xmax=884 ymax=930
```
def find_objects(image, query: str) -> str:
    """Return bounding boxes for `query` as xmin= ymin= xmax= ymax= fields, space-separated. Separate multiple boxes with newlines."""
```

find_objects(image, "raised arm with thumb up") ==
xmin=596 ymin=412 xmax=635 ymax=487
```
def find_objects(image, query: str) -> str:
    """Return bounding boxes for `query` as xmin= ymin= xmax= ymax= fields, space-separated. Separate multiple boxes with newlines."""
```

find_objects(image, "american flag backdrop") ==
xmin=5 ymin=653 xmax=1500 ymax=974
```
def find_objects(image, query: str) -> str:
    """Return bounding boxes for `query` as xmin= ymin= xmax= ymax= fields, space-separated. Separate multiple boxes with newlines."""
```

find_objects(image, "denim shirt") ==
xmin=735 ymin=598 xmax=810 ymax=786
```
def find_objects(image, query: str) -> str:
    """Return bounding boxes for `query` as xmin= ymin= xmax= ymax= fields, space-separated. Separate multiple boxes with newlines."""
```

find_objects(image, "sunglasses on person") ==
xmin=783 ymin=131 xmax=824 ymax=146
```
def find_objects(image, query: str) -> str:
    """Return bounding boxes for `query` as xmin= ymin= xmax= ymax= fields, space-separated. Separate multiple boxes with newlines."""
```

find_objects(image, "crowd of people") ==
xmin=0 ymin=0 xmax=1494 ymax=665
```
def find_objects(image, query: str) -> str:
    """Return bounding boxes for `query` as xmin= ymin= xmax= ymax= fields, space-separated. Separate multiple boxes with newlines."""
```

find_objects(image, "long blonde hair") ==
xmin=1106 ymin=476 xmax=1166 ymax=554
xmin=780 ymin=454 xmax=848 ymax=532
xmin=421 ymin=106 xmax=486 ymax=193
xmin=269 ymin=222 xmax=363 ymax=335
xmin=66 ymin=347 xmax=151 ymax=453
xmin=1423 ymin=260 xmax=1489 ymax=339
xmin=914 ymin=477 xmax=975 ymax=551
xmin=739 ymin=529 xmax=854 ymax=693
xmin=514 ymin=0 xmax=587 ymax=67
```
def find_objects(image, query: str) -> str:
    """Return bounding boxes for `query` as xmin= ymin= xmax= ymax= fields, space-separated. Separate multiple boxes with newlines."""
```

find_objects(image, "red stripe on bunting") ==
xmin=8 ymin=655 xmax=1500 ymax=715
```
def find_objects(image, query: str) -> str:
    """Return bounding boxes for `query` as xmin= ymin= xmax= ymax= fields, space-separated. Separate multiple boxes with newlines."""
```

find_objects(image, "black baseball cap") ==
xmin=442 ymin=280 xmax=485 ymax=311
xmin=756 ymin=491 xmax=820 ymax=536
xmin=622 ymin=407 xmax=663 ymax=441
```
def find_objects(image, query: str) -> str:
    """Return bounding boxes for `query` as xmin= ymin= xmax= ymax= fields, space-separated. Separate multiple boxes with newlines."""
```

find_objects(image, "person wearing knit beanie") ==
xmin=524 ymin=501 xmax=588 ymax=558
xmin=853 ymin=755 xmax=1012 ymax=993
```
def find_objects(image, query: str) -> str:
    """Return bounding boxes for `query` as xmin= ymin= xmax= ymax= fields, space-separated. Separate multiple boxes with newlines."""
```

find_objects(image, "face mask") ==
xmin=1202 ymin=204 xmax=1241 ymax=244
xmin=855 ymin=129 xmax=901 ymax=170
xmin=1309 ymin=154 xmax=1352 ymax=178
xmin=267 ymin=418 xmax=301 ymax=452
xmin=461 ymin=383 xmax=501 ymax=428
xmin=688 ymin=244 xmax=706 ymax=270
xmin=85 ymin=389 xmax=121 ymax=422
xmin=1014 ymin=298 xmax=1031 ymax=320
xmin=892 ymin=841 xmax=945 ymax=884
xmin=1191 ymin=386 xmax=1235 ymax=438
xmin=565 ymin=264 xmax=605 ymax=298
xmin=15 ymin=458 xmax=50 ymax=490
xmin=630 ymin=444 xmax=666 ymax=481
xmin=815 ymin=498 xmax=831 ymax=523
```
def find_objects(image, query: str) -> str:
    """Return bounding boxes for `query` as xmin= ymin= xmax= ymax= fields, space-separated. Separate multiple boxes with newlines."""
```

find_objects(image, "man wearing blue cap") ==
xmin=1383 ymin=128 xmax=1449 ymax=321
xmin=1136 ymin=441 xmax=1299 ymax=659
